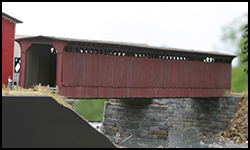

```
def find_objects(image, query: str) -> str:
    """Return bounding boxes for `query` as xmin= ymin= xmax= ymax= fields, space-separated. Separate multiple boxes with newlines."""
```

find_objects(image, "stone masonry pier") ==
xmin=101 ymin=96 xmax=241 ymax=140
xmin=102 ymin=98 xmax=169 ymax=140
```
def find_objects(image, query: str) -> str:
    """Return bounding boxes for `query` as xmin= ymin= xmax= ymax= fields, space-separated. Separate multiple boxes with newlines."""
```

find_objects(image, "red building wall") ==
xmin=2 ymin=17 xmax=15 ymax=85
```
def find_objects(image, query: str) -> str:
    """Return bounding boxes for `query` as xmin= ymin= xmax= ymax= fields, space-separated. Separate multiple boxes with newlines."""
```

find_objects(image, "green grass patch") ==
xmin=74 ymin=99 xmax=107 ymax=121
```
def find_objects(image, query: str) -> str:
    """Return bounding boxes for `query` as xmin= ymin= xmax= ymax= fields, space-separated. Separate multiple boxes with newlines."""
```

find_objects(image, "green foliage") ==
xmin=231 ymin=66 xmax=248 ymax=93
xmin=231 ymin=22 xmax=248 ymax=92
xmin=74 ymin=99 xmax=107 ymax=121
xmin=241 ymin=23 xmax=248 ymax=75
xmin=221 ymin=15 xmax=246 ymax=50
xmin=231 ymin=28 xmax=248 ymax=92
xmin=220 ymin=14 xmax=248 ymax=93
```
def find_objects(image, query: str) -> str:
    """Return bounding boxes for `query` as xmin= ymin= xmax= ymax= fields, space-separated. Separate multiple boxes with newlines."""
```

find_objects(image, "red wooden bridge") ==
xmin=15 ymin=36 xmax=236 ymax=98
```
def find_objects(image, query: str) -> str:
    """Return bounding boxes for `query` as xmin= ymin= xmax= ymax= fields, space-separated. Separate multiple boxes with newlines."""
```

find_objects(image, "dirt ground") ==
xmin=2 ymin=85 xmax=73 ymax=109
xmin=217 ymin=92 xmax=248 ymax=145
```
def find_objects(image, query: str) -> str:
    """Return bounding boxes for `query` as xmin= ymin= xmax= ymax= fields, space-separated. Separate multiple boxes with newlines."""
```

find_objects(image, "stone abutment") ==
xmin=101 ymin=96 xmax=241 ymax=140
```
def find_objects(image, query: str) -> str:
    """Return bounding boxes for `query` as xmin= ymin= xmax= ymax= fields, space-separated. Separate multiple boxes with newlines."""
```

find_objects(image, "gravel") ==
xmin=89 ymin=122 xmax=248 ymax=148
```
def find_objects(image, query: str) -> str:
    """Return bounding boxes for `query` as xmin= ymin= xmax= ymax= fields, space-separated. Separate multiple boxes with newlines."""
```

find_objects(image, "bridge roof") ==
xmin=14 ymin=35 xmax=236 ymax=58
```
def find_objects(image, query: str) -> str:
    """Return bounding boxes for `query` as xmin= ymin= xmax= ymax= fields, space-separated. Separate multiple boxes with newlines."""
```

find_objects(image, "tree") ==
xmin=241 ymin=23 xmax=248 ymax=75
xmin=219 ymin=14 xmax=248 ymax=93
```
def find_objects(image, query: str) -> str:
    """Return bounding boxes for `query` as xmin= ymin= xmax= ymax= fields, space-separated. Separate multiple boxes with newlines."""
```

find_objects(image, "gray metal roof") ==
xmin=2 ymin=12 xmax=23 ymax=23
xmin=14 ymin=35 xmax=236 ymax=58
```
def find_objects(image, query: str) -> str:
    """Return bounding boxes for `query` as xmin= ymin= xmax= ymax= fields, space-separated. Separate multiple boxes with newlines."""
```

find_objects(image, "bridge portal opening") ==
xmin=25 ymin=44 xmax=57 ymax=88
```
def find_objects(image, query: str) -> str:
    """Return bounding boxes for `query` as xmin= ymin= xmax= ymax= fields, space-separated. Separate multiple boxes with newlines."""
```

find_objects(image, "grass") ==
xmin=74 ymin=99 xmax=107 ymax=121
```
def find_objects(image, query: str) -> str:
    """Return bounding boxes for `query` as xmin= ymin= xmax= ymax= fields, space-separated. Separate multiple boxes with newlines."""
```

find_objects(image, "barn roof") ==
xmin=14 ymin=35 xmax=236 ymax=58
xmin=2 ymin=12 xmax=23 ymax=24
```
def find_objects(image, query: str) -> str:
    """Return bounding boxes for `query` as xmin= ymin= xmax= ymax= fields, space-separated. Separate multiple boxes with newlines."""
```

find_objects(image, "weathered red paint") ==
xmin=14 ymin=40 xmax=33 ymax=88
xmin=59 ymin=52 xmax=232 ymax=98
xmin=53 ymin=40 xmax=69 ymax=90
xmin=2 ymin=13 xmax=22 ymax=85
xmin=14 ymin=36 xmax=234 ymax=99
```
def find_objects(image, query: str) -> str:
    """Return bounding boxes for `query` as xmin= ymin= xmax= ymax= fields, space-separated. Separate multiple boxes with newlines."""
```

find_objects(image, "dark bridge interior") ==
xmin=25 ymin=44 xmax=57 ymax=88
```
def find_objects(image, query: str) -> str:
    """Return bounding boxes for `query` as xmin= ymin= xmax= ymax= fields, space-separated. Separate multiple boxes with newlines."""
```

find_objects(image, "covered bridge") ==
xmin=14 ymin=36 xmax=236 ymax=99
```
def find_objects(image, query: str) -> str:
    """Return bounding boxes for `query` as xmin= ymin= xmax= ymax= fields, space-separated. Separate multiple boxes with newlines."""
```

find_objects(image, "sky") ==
xmin=2 ymin=2 xmax=248 ymax=67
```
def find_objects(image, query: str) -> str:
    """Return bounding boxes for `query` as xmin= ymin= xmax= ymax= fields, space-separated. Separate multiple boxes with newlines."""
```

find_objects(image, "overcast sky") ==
xmin=2 ymin=2 xmax=248 ymax=66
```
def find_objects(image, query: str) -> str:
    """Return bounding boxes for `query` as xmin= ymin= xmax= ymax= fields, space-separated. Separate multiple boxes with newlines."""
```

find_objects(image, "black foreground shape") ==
xmin=2 ymin=96 xmax=116 ymax=148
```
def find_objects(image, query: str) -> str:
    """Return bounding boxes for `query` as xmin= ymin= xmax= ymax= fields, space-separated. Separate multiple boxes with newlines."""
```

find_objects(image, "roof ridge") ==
xmin=14 ymin=35 xmax=236 ymax=57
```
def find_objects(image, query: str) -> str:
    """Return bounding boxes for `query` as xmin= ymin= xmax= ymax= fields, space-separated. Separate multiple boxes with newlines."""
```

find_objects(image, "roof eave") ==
xmin=2 ymin=12 xmax=23 ymax=23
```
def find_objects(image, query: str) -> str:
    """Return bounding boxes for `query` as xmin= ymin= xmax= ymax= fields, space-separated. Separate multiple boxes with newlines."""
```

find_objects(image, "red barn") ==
xmin=2 ymin=12 xmax=22 ymax=86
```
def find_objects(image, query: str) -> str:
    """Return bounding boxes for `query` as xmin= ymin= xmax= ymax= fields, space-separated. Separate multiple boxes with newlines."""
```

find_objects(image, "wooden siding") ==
xmin=61 ymin=52 xmax=231 ymax=98
xmin=14 ymin=36 xmax=234 ymax=99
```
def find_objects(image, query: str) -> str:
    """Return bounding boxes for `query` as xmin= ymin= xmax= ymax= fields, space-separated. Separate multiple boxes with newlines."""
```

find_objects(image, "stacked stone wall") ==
xmin=102 ymin=99 xmax=169 ymax=139
xmin=155 ymin=96 xmax=241 ymax=133
xmin=102 ymin=96 xmax=240 ymax=139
